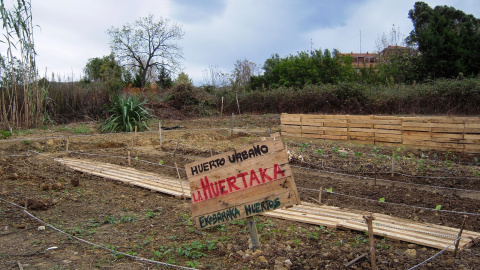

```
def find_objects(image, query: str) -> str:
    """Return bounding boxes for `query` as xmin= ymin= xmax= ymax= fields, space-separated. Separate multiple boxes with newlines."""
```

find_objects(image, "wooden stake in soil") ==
xmin=454 ymin=215 xmax=469 ymax=258
xmin=230 ymin=113 xmax=234 ymax=140
xmin=173 ymin=141 xmax=186 ymax=200
xmin=391 ymin=154 xmax=395 ymax=177
xmin=247 ymin=216 xmax=261 ymax=251
xmin=318 ymin=186 xmax=323 ymax=204
xmin=66 ymin=136 xmax=70 ymax=152
xmin=159 ymin=122 xmax=162 ymax=148
xmin=128 ymin=151 xmax=131 ymax=165
xmin=363 ymin=214 xmax=377 ymax=270
xmin=221 ymin=96 xmax=224 ymax=117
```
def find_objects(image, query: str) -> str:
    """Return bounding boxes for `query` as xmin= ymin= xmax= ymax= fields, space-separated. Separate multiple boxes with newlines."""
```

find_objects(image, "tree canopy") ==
xmin=250 ymin=49 xmax=356 ymax=90
xmin=107 ymin=14 xmax=184 ymax=88
xmin=407 ymin=1 xmax=480 ymax=79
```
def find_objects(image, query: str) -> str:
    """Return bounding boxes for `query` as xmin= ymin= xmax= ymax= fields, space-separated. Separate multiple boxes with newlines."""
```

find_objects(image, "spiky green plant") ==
xmin=101 ymin=94 xmax=153 ymax=133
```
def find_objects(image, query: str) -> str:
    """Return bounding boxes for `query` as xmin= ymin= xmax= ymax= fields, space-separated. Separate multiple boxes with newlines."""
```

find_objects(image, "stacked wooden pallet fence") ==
xmin=281 ymin=114 xmax=480 ymax=153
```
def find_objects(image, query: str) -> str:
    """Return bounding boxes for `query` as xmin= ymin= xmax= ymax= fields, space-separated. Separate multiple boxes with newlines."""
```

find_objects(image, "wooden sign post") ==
xmin=185 ymin=136 xmax=301 ymax=231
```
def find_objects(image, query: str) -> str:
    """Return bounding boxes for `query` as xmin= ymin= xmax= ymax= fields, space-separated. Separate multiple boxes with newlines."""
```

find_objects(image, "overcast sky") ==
xmin=3 ymin=0 xmax=480 ymax=85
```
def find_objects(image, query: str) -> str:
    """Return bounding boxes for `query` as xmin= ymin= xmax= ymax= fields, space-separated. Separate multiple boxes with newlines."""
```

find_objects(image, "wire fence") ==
xmin=24 ymin=146 xmax=480 ymax=217
xmin=0 ymin=196 xmax=196 ymax=269
xmin=0 ymin=194 xmax=467 ymax=270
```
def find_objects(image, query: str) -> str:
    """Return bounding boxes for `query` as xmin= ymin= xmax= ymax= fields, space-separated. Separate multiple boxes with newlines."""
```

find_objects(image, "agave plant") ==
xmin=101 ymin=94 xmax=153 ymax=133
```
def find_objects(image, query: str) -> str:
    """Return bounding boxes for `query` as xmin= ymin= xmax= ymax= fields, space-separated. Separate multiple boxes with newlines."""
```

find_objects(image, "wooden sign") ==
xmin=185 ymin=136 xmax=301 ymax=229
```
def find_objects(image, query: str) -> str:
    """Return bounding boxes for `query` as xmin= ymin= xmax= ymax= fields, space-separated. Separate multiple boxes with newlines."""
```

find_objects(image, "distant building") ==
xmin=339 ymin=46 xmax=416 ymax=71
xmin=339 ymin=51 xmax=378 ymax=70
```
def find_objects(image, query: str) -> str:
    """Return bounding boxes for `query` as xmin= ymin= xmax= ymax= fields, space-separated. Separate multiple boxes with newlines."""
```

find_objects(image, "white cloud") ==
xmin=1 ymin=0 xmax=479 ymax=84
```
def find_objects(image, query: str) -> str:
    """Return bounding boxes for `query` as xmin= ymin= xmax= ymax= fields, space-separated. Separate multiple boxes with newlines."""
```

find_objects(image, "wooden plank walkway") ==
xmin=56 ymin=157 xmax=480 ymax=251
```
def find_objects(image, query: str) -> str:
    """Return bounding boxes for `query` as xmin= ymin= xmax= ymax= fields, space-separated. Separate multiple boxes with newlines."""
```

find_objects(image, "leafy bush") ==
xmin=0 ymin=130 xmax=12 ymax=139
xmin=219 ymin=77 xmax=480 ymax=115
xmin=101 ymin=94 xmax=153 ymax=133
xmin=163 ymin=84 xmax=217 ymax=116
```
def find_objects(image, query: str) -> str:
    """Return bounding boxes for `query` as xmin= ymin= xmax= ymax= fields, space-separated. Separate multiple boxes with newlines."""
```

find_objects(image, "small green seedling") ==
xmin=158 ymin=160 xmax=164 ymax=165
xmin=315 ymin=149 xmax=323 ymax=155
xmin=325 ymin=187 xmax=333 ymax=193
xmin=299 ymin=143 xmax=308 ymax=152
xmin=435 ymin=205 xmax=442 ymax=210
xmin=379 ymin=197 xmax=385 ymax=202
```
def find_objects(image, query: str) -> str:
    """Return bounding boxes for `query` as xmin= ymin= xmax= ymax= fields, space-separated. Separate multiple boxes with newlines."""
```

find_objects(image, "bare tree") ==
xmin=375 ymin=24 xmax=407 ymax=54
xmin=232 ymin=59 xmax=259 ymax=90
xmin=107 ymin=14 xmax=184 ymax=88
xmin=202 ymin=65 xmax=230 ymax=90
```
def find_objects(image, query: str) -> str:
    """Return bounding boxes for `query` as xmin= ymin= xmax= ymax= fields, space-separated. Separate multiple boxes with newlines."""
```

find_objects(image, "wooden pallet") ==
xmin=263 ymin=203 xmax=480 ymax=251
xmin=55 ymin=157 xmax=190 ymax=198
xmin=56 ymin=157 xmax=480 ymax=251
xmin=281 ymin=114 xmax=480 ymax=153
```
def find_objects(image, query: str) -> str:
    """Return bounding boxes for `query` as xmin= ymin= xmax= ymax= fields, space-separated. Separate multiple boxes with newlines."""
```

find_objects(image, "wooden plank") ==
xmin=281 ymin=113 xmax=302 ymax=122
xmin=373 ymin=124 xmax=402 ymax=130
xmin=375 ymin=137 xmax=402 ymax=143
xmin=323 ymin=130 xmax=349 ymax=136
xmin=191 ymin=176 xmax=296 ymax=217
xmin=194 ymin=190 xmax=298 ymax=229
xmin=324 ymin=122 xmax=349 ymax=127
xmin=281 ymin=126 xmax=303 ymax=133
xmin=428 ymin=117 xmax=466 ymax=124
xmin=374 ymin=129 xmax=402 ymax=135
xmin=188 ymin=156 xmax=292 ymax=197
xmin=464 ymin=134 xmax=480 ymax=140
xmin=349 ymin=128 xmax=375 ymax=133
xmin=263 ymin=209 xmax=340 ymax=228
xmin=298 ymin=133 xmax=328 ymax=139
xmin=375 ymin=133 xmax=402 ymax=139
xmin=348 ymin=123 xmax=375 ymax=128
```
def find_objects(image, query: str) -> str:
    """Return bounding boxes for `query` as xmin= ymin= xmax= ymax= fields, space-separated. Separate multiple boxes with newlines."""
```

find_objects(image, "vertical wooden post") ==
xmin=236 ymin=93 xmax=241 ymax=114
xmin=221 ymin=96 xmax=224 ymax=117
xmin=173 ymin=141 xmax=185 ymax=200
xmin=174 ymin=161 xmax=186 ymax=200
xmin=318 ymin=186 xmax=323 ymax=204
xmin=268 ymin=128 xmax=271 ymax=137
xmin=66 ymin=136 xmax=70 ymax=152
xmin=364 ymin=215 xmax=377 ymax=270
xmin=159 ymin=122 xmax=162 ymax=148
xmin=135 ymin=126 xmax=137 ymax=135
xmin=454 ymin=215 xmax=468 ymax=258
xmin=247 ymin=216 xmax=260 ymax=251
xmin=230 ymin=113 xmax=234 ymax=140
xmin=391 ymin=153 xmax=395 ymax=177
xmin=128 ymin=151 xmax=131 ymax=165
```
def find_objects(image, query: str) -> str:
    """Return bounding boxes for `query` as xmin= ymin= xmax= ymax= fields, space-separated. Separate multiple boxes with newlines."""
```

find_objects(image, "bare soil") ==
xmin=1 ymin=114 xmax=479 ymax=270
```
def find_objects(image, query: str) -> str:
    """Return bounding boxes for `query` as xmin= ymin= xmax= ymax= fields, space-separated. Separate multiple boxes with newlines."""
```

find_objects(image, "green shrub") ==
xmin=0 ymin=130 xmax=12 ymax=139
xmin=101 ymin=94 xmax=153 ymax=133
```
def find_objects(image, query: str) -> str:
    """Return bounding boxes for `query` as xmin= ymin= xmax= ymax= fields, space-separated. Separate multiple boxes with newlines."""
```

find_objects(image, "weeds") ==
xmin=103 ymin=214 xmax=137 ymax=224
xmin=145 ymin=209 xmax=157 ymax=219
xmin=0 ymin=130 xmax=12 ymax=139
xmin=299 ymin=142 xmax=309 ymax=152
